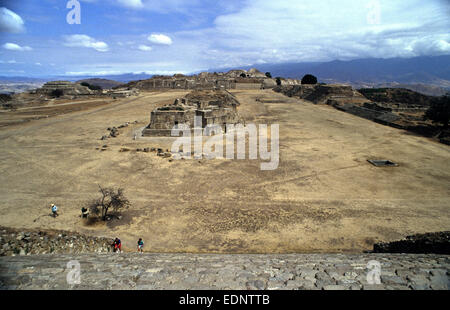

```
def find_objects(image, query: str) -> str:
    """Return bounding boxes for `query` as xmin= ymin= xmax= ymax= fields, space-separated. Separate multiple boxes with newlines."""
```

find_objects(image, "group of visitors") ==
xmin=50 ymin=204 xmax=89 ymax=218
xmin=50 ymin=204 xmax=145 ymax=253
xmin=112 ymin=237 xmax=145 ymax=253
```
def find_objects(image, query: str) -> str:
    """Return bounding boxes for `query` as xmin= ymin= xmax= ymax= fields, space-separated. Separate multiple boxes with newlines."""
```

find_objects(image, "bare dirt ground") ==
xmin=0 ymin=89 xmax=448 ymax=253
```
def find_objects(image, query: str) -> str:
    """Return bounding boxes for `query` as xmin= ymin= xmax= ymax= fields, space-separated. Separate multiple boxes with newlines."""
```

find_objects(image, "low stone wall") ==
xmin=235 ymin=83 xmax=262 ymax=90
xmin=0 ymin=227 xmax=112 ymax=256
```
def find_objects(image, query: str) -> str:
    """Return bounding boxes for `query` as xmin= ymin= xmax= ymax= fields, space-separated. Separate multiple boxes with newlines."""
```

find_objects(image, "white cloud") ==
xmin=35 ymin=63 xmax=42 ymax=66
xmin=63 ymin=35 xmax=109 ymax=52
xmin=116 ymin=0 xmax=144 ymax=9
xmin=0 ymin=60 xmax=18 ymax=64
xmin=0 ymin=7 xmax=25 ymax=33
xmin=148 ymin=34 xmax=173 ymax=45
xmin=138 ymin=45 xmax=153 ymax=51
xmin=2 ymin=43 xmax=32 ymax=51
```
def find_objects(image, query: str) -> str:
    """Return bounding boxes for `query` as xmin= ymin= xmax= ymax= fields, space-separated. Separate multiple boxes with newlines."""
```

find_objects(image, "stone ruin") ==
xmin=274 ymin=83 xmax=363 ymax=105
xmin=106 ymin=88 xmax=140 ymax=98
xmin=35 ymin=81 xmax=95 ymax=97
xmin=123 ymin=68 xmax=301 ymax=91
xmin=142 ymin=90 xmax=243 ymax=136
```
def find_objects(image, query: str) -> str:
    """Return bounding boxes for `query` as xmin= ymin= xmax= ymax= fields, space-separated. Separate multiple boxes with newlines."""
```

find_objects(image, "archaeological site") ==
xmin=0 ymin=1 xmax=449 ymax=295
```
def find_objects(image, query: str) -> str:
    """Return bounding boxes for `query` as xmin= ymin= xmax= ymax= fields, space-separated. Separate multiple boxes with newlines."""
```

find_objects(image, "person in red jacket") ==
xmin=112 ymin=238 xmax=122 ymax=253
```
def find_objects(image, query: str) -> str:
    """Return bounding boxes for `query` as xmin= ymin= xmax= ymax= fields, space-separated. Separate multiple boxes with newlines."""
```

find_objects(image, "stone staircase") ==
xmin=0 ymin=253 xmax=448 ymax=290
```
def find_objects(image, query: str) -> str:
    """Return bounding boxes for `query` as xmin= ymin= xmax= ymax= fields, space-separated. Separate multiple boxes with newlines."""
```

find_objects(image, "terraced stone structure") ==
xmin=35 ymin=81 xmax=94 ymax=97
xmin=142 ymin=90 xmax=243 ymax=136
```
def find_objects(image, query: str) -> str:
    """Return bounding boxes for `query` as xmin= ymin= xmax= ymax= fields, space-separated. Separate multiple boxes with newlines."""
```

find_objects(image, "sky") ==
xmin=0 ymin=0 xmax=449 ymax=77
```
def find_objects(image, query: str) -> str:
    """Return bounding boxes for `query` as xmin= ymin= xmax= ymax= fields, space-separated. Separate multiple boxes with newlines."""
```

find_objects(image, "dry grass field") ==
xmin=0 ymin=89 xmax=448 ymax=253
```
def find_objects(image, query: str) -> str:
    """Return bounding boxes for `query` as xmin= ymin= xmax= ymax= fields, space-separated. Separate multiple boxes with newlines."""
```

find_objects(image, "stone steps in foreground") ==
xmin=0 ymin=253 xmax=448 ymax=290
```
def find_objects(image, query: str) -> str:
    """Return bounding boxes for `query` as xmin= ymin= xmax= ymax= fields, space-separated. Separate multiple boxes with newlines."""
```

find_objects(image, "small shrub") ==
xmin=87 ymin=186 xmax=130 ymax=222
xmin=424 ymin=95 xmax=450 ymax=128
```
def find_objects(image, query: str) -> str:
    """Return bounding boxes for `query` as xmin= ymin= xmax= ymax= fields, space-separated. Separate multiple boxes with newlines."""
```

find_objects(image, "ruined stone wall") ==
xmin=274 ymin=84 xmax=357 ymax=104
xmin=0 ymin=227 xmax=112 ymax=256
xmin=148 ymin=110 xmax=196 ymax=130
xmin=235 ymin=83 xmax=262 ymax=90
xmin=142 ymin=91 xmax=243 ymax=136
xmin=201 ymin=107 xmax=241 ymax=129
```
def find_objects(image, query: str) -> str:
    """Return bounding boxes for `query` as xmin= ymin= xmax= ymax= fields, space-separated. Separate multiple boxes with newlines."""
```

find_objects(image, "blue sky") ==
xmin=0 ymin=0 xmax=449 ymax=77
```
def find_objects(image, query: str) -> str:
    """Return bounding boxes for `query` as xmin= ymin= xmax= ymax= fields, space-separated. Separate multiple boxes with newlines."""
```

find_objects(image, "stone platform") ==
xmin=0 ymin=253 xmax=448 ymax=290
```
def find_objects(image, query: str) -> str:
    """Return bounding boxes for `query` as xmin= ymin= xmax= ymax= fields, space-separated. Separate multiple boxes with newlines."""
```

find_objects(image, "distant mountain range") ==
xmin=1 ymin=55 xmax=449 ymax=95
xmin=0 ymin=73 xmax=154 ymax=84
xmin=212 ymin=55 xmax=450 ymax=93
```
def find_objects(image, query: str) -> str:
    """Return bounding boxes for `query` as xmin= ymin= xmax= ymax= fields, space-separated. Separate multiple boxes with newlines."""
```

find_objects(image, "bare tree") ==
xmin=88 ymin=185 xmax=130 ymax=221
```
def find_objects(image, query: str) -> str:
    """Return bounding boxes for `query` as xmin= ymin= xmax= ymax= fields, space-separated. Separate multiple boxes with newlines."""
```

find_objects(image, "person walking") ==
xmin=112 ymin=238 xmax=122 ymax=253
xmin=51 ymin=204 xmax=59 ymax=217
xmin=137 ymin=238 xmax=144 ymax=253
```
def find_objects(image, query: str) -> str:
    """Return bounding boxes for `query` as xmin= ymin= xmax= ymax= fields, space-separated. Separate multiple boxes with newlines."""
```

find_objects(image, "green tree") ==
xmin=301 ymin=74 xmax=318 ymax=84
xmin=424 ymin=95 xmax=450 ymax=128
xmin=275 ymin=77 xmax=282 ymax=86
xmin=265 ymin=72 xmax=272 ymax=78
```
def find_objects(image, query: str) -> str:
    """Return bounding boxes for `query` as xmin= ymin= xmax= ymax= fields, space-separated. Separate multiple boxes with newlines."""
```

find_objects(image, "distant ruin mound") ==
xmin=358 ymin=88 xmax=436 ymax=106
xmin=185 ymin=90 xmax=240 ymax=107
xmin=35 ymin=81 xmax=95 ymax=97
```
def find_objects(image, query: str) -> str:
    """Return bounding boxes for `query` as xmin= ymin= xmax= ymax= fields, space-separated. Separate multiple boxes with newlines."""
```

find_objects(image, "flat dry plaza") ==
xmin=0 ymin=89 xmax=449 ymax=253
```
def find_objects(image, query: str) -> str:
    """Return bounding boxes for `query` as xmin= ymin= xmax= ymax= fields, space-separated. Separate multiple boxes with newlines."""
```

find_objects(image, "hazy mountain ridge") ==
xmin=213 ymin=55 xmax=450 ymax=91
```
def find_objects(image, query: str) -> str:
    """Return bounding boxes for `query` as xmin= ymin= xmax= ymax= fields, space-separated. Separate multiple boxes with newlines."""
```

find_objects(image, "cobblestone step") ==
xmin=0 ymin=253 xmax=448 ymax=290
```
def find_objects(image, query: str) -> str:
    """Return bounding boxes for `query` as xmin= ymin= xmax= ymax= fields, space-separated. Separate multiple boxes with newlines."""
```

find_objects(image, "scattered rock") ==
xmin=0 ymin=226 xmax=112 ymax=257
xmin=373 ymin=231 xmax=450 ymax=254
